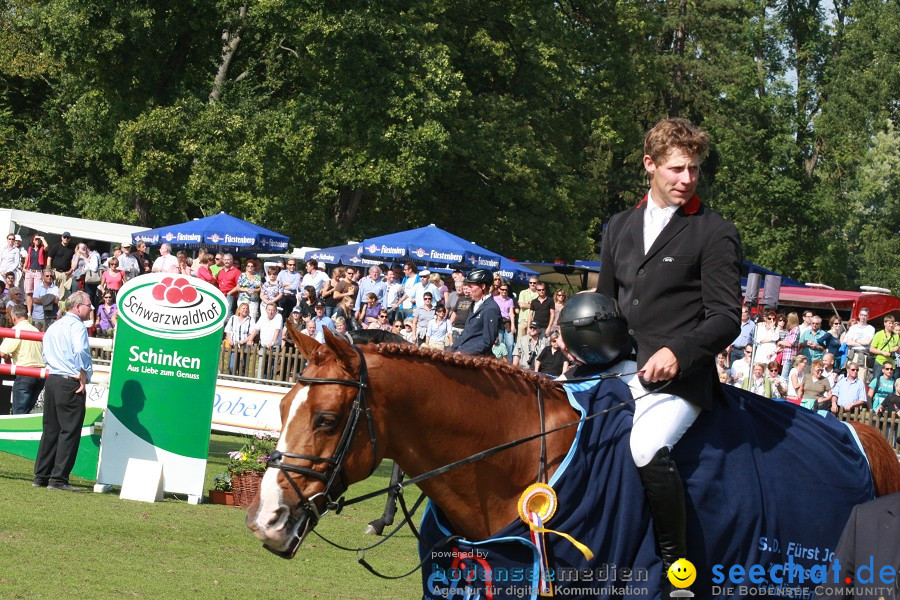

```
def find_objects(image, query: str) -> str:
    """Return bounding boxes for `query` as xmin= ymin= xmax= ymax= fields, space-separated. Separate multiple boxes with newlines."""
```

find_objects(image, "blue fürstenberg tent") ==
xmin=132 ymin=212 xmax=290 ymax=255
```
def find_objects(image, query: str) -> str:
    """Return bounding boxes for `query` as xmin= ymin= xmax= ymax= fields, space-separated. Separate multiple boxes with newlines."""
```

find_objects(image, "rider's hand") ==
xmin=639 ymin=347 xmax=679 ymax=383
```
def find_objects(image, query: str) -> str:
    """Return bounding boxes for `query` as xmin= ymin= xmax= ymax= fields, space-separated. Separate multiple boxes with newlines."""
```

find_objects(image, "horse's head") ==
xmin=246 ymin=325 xmax=379 ymax=558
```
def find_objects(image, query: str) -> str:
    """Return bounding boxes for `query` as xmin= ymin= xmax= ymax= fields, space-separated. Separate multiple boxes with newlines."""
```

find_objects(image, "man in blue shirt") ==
xmin=798 ymin=315 xmax=828 ymax=362
xmin=832 ymin=364 xmax=867 ymax=412
xmin=276 ymin=258 xmax=302 ymax=315
xmin=32 ymin=270 xmax=59 ymax=331
xmin=33 ymin=290 xmax=94 ymax=492
xmin=728 ymin=305 xmax=754 ymax=364
xmin=311 ymin=300 xmax=335 ymax=337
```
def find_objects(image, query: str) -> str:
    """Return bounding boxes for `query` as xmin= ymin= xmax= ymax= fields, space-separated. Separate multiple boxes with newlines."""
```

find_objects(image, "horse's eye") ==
xmin=314 ymin=413 xmax=339 ymax=431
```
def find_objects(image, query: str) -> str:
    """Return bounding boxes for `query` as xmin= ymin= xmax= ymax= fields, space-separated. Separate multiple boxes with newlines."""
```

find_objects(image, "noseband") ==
xmin=265 ymin=345 xmax=378 ymax=532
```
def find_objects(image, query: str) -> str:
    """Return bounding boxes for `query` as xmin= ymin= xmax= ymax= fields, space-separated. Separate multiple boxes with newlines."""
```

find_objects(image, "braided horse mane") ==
xmin=363 ymin=341 xmax=561 ymax=395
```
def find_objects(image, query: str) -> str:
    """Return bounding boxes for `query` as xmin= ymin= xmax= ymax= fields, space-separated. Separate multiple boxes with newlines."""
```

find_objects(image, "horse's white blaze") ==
xmin=276 ymin=386 xmax=309 ymax=452
xmin=254 ymin=386 xmax=310 ymax=542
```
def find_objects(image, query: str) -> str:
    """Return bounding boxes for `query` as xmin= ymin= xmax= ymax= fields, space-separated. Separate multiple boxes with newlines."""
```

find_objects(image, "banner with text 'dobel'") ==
xmin=97 ymin=274 xmax=226 ymax=498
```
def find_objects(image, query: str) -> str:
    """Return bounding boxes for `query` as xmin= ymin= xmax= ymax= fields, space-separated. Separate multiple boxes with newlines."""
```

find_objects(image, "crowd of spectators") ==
xmin=718 ymin=306 xmax=900 ymax=415
xmin=212 ymin=259 xmax=577 ymax=379
xmin=2 ymin=231 xmax=897 ymax=413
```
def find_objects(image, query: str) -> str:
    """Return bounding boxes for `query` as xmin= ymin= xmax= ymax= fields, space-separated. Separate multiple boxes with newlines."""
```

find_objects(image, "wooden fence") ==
xmin=837 ymin=406 xmax=900 ymax=455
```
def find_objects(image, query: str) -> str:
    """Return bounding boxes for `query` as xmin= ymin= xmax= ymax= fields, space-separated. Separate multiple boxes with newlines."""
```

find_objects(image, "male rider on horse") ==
xmin=596 ymin=118 xmax=742 ymax=589
xmin=449 ymin=268 xmax=501 ymax=357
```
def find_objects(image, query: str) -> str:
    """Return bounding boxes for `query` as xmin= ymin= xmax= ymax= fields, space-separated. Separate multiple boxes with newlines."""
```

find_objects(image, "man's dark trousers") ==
xmin=12 ymin=376 xmax=45 ymax=414
xmin=33 ymin=375 xmax=85 ymax=486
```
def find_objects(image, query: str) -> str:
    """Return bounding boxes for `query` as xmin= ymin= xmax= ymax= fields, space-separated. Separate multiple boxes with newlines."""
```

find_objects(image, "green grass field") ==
xmin=0 ymin=434 xmax=422 ymax=599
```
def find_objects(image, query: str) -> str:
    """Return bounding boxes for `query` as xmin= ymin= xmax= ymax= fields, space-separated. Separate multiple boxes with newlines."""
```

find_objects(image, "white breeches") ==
xmin=618 ymin=360 xmax=702 ymax=468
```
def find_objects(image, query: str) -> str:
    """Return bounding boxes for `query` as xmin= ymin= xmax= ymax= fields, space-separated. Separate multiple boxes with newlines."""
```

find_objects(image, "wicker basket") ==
xmin=231 ymin=471 xmax=264 ymax=508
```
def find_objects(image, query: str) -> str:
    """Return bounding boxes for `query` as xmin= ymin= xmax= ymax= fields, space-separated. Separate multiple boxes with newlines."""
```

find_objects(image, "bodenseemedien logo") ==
xmin=117 ymin=275 xmax=225 ymax=339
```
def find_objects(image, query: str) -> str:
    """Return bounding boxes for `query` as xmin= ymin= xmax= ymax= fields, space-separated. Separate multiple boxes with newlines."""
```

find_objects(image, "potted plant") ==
xmin=227 ymin=433 xmax=276 ymax=508
xmin=208 ymin=473 xmax=234 ymax=505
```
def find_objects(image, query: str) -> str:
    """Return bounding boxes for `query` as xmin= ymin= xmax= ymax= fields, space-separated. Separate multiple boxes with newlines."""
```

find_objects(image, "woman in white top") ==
xmin=755 ymin=310 xmax=780 ymax=365
xmin=787 ymin=355 xmax=809 ymax=401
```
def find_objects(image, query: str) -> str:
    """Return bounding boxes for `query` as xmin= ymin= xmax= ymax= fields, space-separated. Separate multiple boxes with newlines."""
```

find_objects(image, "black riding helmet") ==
xmin=558 ymin=292 xmax=632 ymax=366
xmin=464 ymin=268 xmax=493 ymax=285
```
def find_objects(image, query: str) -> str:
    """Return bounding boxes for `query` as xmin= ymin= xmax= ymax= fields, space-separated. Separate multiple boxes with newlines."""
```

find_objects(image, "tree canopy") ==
xmin=1 ymin=0 xmax=896 ymax=289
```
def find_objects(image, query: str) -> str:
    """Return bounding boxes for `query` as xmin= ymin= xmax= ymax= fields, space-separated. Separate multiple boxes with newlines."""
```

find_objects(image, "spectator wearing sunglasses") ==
xmin=833 ymin=363 xmax=867 ymax=412
xmin=424 ymin=306 xmax=452 ymax=350
xmin=870 ymin=361 xmax=896 ymax=412
xmin=766 ymin=361 xmax=788 ymax=399
xmin=95 ymin=290 xmax=118 ymax=334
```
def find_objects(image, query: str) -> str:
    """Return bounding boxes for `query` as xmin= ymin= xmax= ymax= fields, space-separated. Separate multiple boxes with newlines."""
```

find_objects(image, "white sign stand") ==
xmin=119 ymin=458 xmax=164 ymax=503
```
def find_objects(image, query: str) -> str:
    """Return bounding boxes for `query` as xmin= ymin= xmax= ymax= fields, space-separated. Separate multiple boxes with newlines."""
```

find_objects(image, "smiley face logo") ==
xmin=667 ymin=558 xmax=696 ymax=588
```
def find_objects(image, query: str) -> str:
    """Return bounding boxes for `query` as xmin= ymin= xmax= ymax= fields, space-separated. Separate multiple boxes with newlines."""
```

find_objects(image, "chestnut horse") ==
xmin=247 ymin=329 xmax=900 ymax=592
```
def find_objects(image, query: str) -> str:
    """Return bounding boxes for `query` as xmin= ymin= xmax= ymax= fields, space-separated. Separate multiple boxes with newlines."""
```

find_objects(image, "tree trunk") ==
xmin=333 ymin=186 xmax=364 ymax=233
xmin=666 ymin=0 xmax=687 ymax=118
xmin=209 ymin=5 xmax=247 ymax=104
xmin=133 ymin=195 xmax=149 ymax=227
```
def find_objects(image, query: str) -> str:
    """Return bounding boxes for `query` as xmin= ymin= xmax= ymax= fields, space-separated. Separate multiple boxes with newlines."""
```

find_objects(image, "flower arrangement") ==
xmin=227 ymin=432 xmax=277 ymax=476
xmin=212 ymin=472 xmax=232 ymax=492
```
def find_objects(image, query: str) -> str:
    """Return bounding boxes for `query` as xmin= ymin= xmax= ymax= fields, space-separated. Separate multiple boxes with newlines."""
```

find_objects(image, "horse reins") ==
xmin=265 ymin=345 xmax=666 ymax=575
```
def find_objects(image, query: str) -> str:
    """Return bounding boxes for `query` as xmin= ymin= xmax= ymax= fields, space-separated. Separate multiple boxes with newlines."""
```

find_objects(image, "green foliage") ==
xmin=0 ymin=0 xmax=896 ymax=286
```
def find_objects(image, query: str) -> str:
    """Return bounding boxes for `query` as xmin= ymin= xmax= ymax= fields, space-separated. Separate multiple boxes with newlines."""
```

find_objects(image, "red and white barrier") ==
xmin=0 ymin=326 xmax=112 ymax=380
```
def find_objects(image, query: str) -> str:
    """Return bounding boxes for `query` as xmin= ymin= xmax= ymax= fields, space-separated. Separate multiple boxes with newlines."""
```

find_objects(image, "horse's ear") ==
xmin=322 ymin=327 xmax=360 ymax=371
xmin=288 ymin=321 xmax=321 ymax=358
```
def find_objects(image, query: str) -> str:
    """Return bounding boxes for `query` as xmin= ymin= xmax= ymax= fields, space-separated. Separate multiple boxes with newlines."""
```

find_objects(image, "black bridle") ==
xmin=264 ymin=345 xmax=378 ymax=556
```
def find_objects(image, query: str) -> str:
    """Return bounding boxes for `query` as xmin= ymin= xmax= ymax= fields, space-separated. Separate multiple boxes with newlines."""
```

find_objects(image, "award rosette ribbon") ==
xmin=518 ymin=483 xmax=594 ymax=597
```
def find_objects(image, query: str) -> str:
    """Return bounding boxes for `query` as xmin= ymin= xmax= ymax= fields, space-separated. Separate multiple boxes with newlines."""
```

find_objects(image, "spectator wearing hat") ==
xmin=47 ymin=232 xmax=75 ymax=300
xmin=513 ymin=323 xmax=547 ymax=370
xmin=449 ymin=269 xmax=501 ymax=356
xmin=117 ymin=243 xmax=140 ymax=279
xmin=412 ymin=270 xmax=439 ymax=309
xmin=311 ymin=300 xmax=336 ymax=337
xmin=281 ymin=305 xmax=305 ymax=349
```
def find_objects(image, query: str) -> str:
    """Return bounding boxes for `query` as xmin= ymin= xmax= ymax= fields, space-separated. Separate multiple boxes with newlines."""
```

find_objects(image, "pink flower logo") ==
xmin=152 ymin=277 xmax=199 ymax=305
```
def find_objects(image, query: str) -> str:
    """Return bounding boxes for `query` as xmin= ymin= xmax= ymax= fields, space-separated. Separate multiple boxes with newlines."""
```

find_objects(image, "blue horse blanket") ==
xmin=419 ymin=374 xmax=874 ymax=600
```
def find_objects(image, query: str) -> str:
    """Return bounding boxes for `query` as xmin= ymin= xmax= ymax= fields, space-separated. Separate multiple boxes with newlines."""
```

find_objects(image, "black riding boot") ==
xmin=637 ymin=446 xmax=688 ymax=595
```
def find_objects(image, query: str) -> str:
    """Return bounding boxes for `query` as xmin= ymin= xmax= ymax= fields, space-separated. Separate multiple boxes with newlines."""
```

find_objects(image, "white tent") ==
xmin=0 ymin=208 xmax=148 ymax=245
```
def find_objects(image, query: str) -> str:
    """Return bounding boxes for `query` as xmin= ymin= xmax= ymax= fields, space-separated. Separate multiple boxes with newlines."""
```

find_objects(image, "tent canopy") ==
xmin=305 ymin=241 xmax=538 ymax=284
xmin=359 ymin=224 xmax=502 ymax=270
xmin=133 ymin=212 xmax=289 ymax=254
xmin=304 ymin=244 xmax=382 ymax=268
xmin=355 ymin=224 xmax=537 ymax=283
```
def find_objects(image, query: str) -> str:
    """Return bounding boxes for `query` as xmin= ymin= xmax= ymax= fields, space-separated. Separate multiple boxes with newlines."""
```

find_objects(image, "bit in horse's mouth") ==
xmin=263 ymin=512 xmax=315 ymax=559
